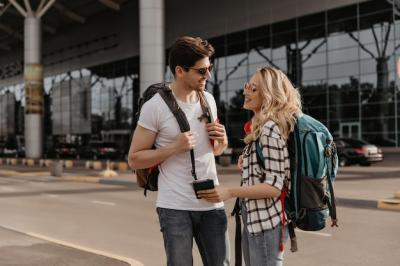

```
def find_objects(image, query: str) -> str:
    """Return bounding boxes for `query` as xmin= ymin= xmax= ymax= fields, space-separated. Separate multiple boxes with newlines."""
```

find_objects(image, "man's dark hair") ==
xmin=168 ymin=36 xmax=215 ymax=76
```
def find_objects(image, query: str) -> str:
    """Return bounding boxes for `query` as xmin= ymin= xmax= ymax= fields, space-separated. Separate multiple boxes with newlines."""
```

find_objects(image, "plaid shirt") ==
xmin=241 ymin=120 xmax=290 ymax=234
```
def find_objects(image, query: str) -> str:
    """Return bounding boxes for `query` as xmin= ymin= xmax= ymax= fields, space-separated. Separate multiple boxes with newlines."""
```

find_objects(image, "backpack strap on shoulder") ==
xmin=157 ymin=84 xmax=197 ymax=181
xmin=197 ymin=91 xmax=215 ymax=123
xmin=254 ymin=138 xmax=265 ymax=170
xmin=158 ymin=85 xmax=190 ymax=132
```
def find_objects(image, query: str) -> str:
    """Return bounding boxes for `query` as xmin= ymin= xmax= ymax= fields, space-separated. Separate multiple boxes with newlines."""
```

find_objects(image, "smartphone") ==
xmin=192 ymin=179 xmax=215 ymax=199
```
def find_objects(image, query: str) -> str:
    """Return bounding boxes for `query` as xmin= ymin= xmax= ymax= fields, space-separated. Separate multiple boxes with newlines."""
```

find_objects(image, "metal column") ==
xmin=139 ymin=0 xmax=165 ymax=96
xmin=8 ymin=0 xmax=56 ymax=158
xmin=24 ymin=15 xmax=43 ymax=158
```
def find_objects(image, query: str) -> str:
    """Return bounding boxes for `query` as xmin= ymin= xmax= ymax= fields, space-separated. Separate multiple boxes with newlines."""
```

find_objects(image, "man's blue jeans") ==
xmin=157 ymin=207 xmax=230 ymax=266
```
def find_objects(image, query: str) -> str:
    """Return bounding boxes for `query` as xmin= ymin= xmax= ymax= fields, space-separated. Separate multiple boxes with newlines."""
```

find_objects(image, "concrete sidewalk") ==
xmin=0 ymin=226 xmax=133 ymax=266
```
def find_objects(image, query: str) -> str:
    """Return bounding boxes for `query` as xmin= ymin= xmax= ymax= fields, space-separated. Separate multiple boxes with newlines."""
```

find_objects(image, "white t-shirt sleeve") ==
xmin=204 ymin=92 xmax=218 ymax=122
xmin=137 ymin=96 xmax=159 ymax=133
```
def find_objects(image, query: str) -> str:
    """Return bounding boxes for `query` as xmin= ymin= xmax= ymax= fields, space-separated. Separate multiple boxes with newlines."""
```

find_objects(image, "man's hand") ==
xmin=206 ymin=122 xmax=226 ymax=141
xmin=197 ymin=186 xmax=232 ymax=203
xmin=169 ymin=131 xmax=196 ymax=153
xmin=207 ymin=121 xmax=228 ymax=155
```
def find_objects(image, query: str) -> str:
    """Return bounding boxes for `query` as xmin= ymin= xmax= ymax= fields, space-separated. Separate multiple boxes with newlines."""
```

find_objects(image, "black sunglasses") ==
xmin=183 ymin=64 xmax=213 ymax=76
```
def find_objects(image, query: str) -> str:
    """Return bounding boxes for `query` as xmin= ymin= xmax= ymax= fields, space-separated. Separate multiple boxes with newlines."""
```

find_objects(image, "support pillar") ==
xmin=139 ymin=0 xmax=164 ymax=96
xmin=24 ymin=16 xmax=43 ymax=158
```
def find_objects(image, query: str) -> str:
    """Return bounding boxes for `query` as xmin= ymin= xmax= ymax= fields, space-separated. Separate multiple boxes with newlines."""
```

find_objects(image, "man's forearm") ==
xmin=128 ymin=146 xmax=177 ymax=169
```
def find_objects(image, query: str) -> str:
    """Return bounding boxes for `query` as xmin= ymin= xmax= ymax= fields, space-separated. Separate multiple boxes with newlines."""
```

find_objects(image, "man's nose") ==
xmin=205 ymin=69 xmax=212 ymax=80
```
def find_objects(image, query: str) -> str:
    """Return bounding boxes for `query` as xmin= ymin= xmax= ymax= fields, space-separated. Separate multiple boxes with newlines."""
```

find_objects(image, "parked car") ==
xmin=0 ymin=146 xmax=25 ymax=158
xmin=79 ymin=141 xmax=120 ymax=160
xmin=47 ymin=143 xmax=78 ymax=159
xmin=335 ymin=138 xmax=383 ymax=167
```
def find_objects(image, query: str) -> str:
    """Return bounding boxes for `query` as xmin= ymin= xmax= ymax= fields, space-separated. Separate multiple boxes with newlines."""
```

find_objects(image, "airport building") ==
xmin=0 ymin=0 xmax=399 ymax=159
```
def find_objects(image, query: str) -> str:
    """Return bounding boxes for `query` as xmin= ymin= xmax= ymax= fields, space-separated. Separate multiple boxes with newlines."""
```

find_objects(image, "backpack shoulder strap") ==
xmin=255 ymin=138 xmax=265 ymax=170
xmin=158 ymin=84 xmax=190 ymax=132
xmin=197 ymin=91 xmax=215 ymax=123
xmin=157 ymin=84 xmax=197 ymax=180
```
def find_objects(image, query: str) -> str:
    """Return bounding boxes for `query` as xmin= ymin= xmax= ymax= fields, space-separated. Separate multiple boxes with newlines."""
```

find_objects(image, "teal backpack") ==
xmin=255 ymin=114 xmax=338 ymax=252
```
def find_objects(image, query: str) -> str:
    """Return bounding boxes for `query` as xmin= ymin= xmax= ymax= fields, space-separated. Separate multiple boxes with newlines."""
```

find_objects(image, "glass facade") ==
xmin=203 ymin=0 xmax=399 ymax=149
xmin=0 ymin=0 xmax=399 ymax=159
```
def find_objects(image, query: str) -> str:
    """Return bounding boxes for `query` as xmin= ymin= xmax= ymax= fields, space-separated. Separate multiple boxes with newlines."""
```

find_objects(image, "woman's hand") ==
xmin=197 ymin=186 xmax=232 ymax=203
xmin=237 ymin=155 xmax=243 ymax=170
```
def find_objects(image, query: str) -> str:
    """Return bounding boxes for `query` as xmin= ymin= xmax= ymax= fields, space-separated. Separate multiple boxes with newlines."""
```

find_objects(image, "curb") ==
xmin=377 ymin=190 xmax=400 ymax=211
xmin=99 ymin=179 xmax=137 ymax=187
xmin=336 ymin=197 xmax=378 ymax=209
xmin=0 ymin=169 xmax=50 ymax=177
xmin=0 ymin=157 xmax=131 ymax=173
xmin=377 ymin=199 xmax=400 ymax=211
xmin=61 ymin=176 xmax=100 ymax=183
xmin=337 ymin=197 xmax=400 ymax=212
xmin=0 ymin=169 xmax=136 ymax=187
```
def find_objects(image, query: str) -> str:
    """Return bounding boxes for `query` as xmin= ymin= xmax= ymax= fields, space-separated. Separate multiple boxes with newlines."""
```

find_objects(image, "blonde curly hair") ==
xmin=244 ymin=67 xmax=302 ymax=144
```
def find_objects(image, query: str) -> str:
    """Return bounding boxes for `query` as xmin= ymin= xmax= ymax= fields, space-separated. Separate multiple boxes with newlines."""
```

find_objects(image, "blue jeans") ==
xmin=157 ymin=207 xmax=230 ymax=266
xmin=241 ymin=203 xmax=288 ymax=266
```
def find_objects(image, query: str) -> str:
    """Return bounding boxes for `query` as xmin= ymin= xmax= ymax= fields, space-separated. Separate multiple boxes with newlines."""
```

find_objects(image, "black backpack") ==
xmin=132 ymin=83 xmax=213 ymax=196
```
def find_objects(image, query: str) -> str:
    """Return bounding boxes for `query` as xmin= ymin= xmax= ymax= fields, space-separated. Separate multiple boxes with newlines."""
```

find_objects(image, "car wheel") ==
xmin=360 ymin=162 xmax=371 ymax=167
xmin=339 ymin=157 xmax=348 ymax=167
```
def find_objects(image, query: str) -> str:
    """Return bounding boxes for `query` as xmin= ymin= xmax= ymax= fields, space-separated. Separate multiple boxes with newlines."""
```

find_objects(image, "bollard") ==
xmin=109 ymin=162 xmax=116 ymax=170
xmin=85 ymin=161 xmax=92 ymax=169
xmin=92 ymin=161 xmax=103 ymax=170
xmin=50 ymin=160 xmax=63 ymax=177
xmin=45 ymin=160 xmax=52 ymax=167
xmin=99 ymin=160 xmax=118 ymax=177
xmin=118 ymin=162 xmax=129 ymax=172
xmin=64 ymin=160 xmax=73 ymax=169
xmin=27 ymin=159 xmax=35 ymax=166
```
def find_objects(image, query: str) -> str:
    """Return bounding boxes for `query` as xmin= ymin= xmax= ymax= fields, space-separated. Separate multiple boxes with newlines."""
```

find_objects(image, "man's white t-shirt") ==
xmin=138 ymin=91 xmax=224 ymax=211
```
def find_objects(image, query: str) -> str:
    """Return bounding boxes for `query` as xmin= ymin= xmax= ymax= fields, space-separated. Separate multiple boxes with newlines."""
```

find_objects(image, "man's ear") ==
xmin=175 ymin=66 xmax=185 ymax=78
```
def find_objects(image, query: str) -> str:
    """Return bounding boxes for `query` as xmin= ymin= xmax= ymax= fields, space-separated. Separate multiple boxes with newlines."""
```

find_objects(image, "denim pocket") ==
xmin=208 ymin=208 xmax=228 ymax=228
xmin=156 ymin=207 xmax=164 ymax=232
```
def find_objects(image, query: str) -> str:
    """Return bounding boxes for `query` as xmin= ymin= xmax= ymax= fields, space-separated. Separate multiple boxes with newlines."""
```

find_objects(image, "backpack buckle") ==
xmin=325 ymin=146 xmax=333 ymax=157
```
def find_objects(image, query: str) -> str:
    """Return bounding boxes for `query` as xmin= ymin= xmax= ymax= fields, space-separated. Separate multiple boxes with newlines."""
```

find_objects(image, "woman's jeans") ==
xmin=157 ymin=207 xmax=230 ymax=266
xmin=241 ymin=202 xmax=288 ymax=266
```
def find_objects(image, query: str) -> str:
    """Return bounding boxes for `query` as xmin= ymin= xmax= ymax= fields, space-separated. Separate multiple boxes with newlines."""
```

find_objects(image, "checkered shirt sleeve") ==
xmin=241 ymin=120 xmax=290 ymax=233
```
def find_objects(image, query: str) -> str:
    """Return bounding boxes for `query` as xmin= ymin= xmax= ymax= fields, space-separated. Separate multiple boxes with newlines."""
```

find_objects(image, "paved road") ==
xmin=0 ymin=162 xmax=399 ymax=265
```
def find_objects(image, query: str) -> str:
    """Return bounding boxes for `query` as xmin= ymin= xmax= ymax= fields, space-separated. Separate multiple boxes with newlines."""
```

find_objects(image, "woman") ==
xmin=199 ymin=66 xmax=302 ymax=265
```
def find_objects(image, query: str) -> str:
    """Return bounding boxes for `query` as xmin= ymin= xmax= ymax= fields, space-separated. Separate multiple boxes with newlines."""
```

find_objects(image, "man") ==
xmin=128 ymin=36 xmax=229 ymax=266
